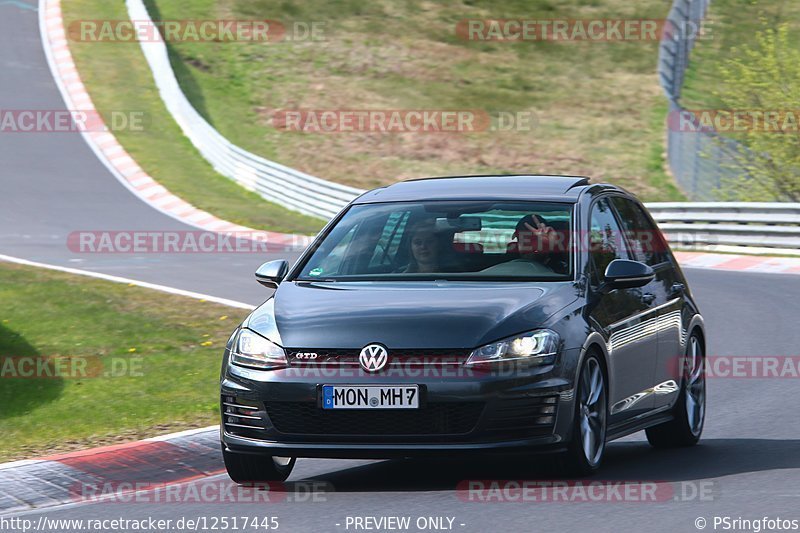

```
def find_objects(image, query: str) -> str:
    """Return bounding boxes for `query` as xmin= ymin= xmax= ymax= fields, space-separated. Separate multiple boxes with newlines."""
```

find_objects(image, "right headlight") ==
xmin=230 ymin=328 xmax=288 ymax=370
xmin=465 ymin=329 xmax=560 ymax=366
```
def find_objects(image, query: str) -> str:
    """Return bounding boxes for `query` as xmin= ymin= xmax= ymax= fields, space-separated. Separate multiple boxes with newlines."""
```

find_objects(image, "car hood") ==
xmin=248 ymin=280 xmax=578 ymax=349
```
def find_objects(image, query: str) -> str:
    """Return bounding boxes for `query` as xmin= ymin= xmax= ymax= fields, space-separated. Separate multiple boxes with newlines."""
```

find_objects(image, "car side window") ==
xmin=588 ymin=198 xmax=630 ymax=285
xmin=609 ymin=197 xmax=668 ymax=267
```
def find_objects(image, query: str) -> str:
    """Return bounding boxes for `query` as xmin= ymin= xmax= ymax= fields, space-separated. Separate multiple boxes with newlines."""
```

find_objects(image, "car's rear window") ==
xmin=294 ymin=201 xmax=574 ymax=282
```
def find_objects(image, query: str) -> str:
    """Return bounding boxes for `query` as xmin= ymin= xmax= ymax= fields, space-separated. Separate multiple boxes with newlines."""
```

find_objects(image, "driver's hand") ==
xmin=523 ymin=221 xmax=555 ymax=236
xmin=519 ymin=222 xmax=557 ymax=253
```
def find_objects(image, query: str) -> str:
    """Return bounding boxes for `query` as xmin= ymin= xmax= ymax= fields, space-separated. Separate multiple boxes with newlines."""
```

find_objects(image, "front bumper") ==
xmin=220 ymin=348 xmax=580 ymax=459
xmin=223 ymin=433 xmax=566 ymax=459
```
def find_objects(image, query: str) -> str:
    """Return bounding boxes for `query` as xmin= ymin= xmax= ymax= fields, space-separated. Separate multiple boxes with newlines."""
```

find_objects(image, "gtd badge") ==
xmin=359 ymin=344 xmax=388 ymax=372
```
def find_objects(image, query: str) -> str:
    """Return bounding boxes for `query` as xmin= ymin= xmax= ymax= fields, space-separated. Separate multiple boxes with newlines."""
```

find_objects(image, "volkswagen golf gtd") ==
xmin=220 ymin=175 xmax=706 ymax=480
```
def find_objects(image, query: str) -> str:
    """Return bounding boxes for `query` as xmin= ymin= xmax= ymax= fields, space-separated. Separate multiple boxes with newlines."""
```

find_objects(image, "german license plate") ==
xmin=321 ymin=385 xmax=419 ymax=409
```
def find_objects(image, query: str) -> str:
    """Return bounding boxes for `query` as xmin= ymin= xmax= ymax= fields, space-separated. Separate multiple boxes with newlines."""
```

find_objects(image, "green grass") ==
xmin=682 ymin=0 xmax=800 ymax=110
xmin=0 ymin=263 xmax=250 ymax=462
xmin=644 ymin=99 xmax=684 ymax=201
xmin=63 ymin=0 xmax=325 ymax=235
xmin=65 ymin=0 xmax=686 ymax=212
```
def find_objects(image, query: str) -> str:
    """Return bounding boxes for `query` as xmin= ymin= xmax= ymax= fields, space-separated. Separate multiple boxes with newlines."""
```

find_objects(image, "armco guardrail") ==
xmin=126 ymin=0 xmax=364 ymax=220
xmin=647 ymin=202 xmax=800 ymax=254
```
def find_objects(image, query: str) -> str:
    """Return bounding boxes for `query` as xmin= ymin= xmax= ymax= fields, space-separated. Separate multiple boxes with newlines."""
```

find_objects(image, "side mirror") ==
xmin=255 ymin=260 xmax=289 ymax=289
xmin=602 ymin=259 xmax=654 ymax=291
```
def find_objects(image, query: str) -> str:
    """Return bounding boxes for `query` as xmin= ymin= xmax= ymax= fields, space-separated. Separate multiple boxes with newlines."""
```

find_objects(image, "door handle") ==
xmin=670 ymin=283 xmax=685 ymax=297
xmin=642 ymin=293 xmax=656 ymax=305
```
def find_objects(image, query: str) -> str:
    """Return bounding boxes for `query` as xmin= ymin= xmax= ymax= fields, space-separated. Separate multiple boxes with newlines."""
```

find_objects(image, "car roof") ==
xmin=352 ymin=175 xmax=596 ymax=204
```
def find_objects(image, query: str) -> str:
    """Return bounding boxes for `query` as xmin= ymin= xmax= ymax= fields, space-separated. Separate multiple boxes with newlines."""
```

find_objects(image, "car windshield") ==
xmin=295 ymin=200 xmax=574 ymax=281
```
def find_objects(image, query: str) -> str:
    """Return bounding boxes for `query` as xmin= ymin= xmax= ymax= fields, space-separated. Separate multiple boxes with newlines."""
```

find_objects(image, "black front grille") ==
xmin=265 ymin=401 xmax=484 ymax=436
xmin=286 ymin=348 xmax=470 ymax=366
xmin=484 ymin=395 xmax=558 ymax=436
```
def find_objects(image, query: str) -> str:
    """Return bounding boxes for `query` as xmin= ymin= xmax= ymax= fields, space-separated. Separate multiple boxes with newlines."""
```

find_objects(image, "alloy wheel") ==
xmin=578 ymin=357 xmax=607 ymax=466
xmin=685 ymin=336 xmax=706 ymax=437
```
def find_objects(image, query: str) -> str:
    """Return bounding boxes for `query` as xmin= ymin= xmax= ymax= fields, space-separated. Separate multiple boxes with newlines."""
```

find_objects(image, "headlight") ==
xmin=465 ymin=329 xmax=560 ymax=366
xmin=230 ymin=329 xmax=288 ymax=370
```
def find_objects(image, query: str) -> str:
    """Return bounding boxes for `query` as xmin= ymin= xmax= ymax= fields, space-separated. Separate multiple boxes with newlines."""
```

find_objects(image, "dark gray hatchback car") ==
xmin=220 ymin=175 xmax=706 ymax=481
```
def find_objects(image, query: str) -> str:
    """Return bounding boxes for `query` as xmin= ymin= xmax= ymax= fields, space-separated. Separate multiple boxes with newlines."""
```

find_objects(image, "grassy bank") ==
xmin=147 ymin=0 xmax=683 ymax=201
xmin=0 ymin=262 xmax=249 ymax=462
xmin=65 ymin=0 xmax=685 ymax=211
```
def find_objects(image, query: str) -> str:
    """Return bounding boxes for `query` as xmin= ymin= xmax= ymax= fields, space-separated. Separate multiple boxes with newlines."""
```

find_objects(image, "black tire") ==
xmin=646 ymin=331 xmax=705 ymax=448
xmin=222 ymin=447 xmax=296 ymax=483
xmin=561 ymin=353 xmax=608 ymax=476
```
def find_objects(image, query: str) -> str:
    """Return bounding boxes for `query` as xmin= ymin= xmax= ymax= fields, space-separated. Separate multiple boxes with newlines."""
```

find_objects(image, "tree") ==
xmin=712 ymin=23 xmax=800 ymax=201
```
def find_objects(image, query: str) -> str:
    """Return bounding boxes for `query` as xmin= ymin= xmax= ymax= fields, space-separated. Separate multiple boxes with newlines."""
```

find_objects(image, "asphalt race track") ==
xmin=8 ymin=268 xmax=800 ymax=533
xmin=0 ymin=1 xmax=299 ymax=305
xmin=2 ymin=3 xmax=799 ymax=532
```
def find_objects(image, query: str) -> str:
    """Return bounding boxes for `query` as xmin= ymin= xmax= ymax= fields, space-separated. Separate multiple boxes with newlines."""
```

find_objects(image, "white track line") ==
xmin=145 ymin=425 xmax=220 ymax=442
xmin=0 ymin=254 xmax=256 ymax=310
xmin=0 ymin=460 xmax=44 ymax=471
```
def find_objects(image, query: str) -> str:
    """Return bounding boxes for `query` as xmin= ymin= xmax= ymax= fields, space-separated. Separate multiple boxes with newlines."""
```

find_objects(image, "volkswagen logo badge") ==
xmin=359 ymin=344 xmax=388 ymax=372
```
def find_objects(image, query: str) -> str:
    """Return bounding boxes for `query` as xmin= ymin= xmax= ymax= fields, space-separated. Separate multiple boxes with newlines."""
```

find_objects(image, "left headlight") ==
xmin=230 ymin=328 xmax=288 ymax=370
xmin=465 ymin=329 xmax=560 ymax=366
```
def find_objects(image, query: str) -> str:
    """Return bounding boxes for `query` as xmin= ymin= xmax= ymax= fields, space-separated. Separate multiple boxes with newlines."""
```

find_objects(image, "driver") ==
xmin=480 ymin=214 xmax=562 ymax=276
xmin=399 ymin=220 xmax=447 ymax=273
